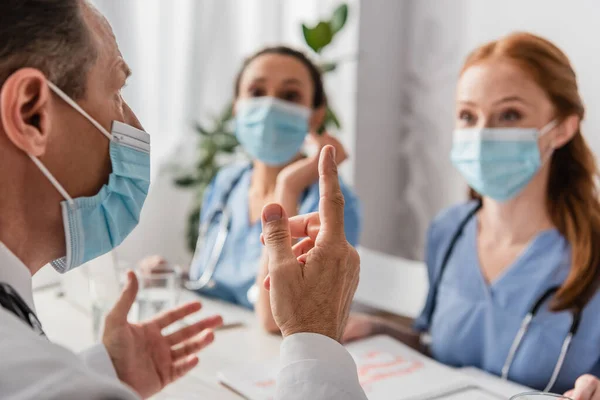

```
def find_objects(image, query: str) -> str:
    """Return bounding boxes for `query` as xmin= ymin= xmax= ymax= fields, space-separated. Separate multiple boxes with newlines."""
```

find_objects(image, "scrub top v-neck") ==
xmin=415 ymin=202 xmax=600 ymax=392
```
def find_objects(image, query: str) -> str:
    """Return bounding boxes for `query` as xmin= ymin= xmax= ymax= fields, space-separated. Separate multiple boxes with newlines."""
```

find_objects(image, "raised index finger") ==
xmin=318 ymin=145 xmax=346 ymax=243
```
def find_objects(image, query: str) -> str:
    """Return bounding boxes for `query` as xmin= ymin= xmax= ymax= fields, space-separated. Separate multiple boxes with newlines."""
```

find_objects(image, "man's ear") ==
xmin=0 ymin=68 xmax=52 ymax=157
xmin=309 ymin=104 xmax=326 ymax=133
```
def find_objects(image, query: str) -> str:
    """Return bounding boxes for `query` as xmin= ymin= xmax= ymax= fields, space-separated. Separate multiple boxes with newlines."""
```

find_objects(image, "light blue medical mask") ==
xmin=29 ymin=81 xmax=151 ymax=273
xmin=451 ymin=120 xmax=557 ymax=202
xmin=235 ymin=97 xmax=310 ymax=166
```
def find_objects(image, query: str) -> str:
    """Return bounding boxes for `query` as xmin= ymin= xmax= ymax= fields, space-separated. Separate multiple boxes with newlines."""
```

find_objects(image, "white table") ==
xmin=34 ymin=285 xmax=530 ymax=400
xmin=34 ymin=287 xmax=282 ymax=399
xmin=33 ymin=246 xmax=432 ymax=399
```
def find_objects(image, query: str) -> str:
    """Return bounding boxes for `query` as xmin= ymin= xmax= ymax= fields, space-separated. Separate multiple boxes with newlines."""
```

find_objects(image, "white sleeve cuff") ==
xmin=79 ymin=344 xmax=118 ymax=380
xmin=278 ymin=333 xmax=366 ymax=399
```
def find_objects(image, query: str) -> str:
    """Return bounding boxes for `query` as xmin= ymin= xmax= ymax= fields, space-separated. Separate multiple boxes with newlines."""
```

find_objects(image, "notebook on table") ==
xmin=217 ymin=335 xmax=504 ymax=400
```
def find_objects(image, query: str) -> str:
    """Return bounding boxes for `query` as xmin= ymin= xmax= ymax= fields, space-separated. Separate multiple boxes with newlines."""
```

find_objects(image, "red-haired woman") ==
xmin=344 ymin=32 xmax=600 ymax=398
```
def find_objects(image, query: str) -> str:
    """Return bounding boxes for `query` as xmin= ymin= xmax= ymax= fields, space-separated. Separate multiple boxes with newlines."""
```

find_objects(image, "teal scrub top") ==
xmin=415 ymin=201 xmax=600 ymax=393
xmin=189 ymin=162 xmax=362 ymax=309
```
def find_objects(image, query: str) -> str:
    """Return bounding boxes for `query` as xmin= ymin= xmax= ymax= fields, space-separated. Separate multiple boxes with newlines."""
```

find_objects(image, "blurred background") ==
xmin=34 ymin=0 xmax=600 ymax=292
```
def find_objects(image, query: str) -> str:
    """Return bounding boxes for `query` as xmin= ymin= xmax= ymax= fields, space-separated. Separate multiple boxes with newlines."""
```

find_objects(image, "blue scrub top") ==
xmin=414 ymin=201 xmax=600 ymax=393
xmin=189 ymin=162 xmax=362 ymax=309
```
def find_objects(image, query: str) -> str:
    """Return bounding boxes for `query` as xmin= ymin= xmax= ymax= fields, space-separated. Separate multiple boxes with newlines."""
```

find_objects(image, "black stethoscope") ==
xmin=427 ymin=200 xmax=582 ymax=392
xmin=185 ymin=166 xmax=251 ymax=293
xmin=0 ymin=283 xmax=46 ymax=337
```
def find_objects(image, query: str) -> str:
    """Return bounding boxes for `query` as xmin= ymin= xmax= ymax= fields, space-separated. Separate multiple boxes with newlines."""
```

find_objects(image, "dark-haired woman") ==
xmin=178 ymin=46 xmax=361 ymax=311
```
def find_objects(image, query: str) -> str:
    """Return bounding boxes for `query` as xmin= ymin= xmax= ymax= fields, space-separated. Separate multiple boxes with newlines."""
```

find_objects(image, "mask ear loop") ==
xmin=540 ymin=119 xmax=559 ymax=136
xmin=46 ymin=81 xmax=113 ymax=141
xmin=28 ymin=156 xmax=74 ymax=204
xmin=538 ymin=119 xmax=559 ymax=164
xmin=28 ymin=81 xmax=115 ymax=205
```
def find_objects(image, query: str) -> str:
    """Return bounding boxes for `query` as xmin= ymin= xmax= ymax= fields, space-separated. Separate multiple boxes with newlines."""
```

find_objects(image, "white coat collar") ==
xmin=0 ymin=242 xmax=36 ymax=312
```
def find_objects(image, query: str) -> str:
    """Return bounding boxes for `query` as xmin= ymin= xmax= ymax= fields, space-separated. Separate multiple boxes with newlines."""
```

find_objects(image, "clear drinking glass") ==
xmin=88 ymin=253 xmax=127 ymax=342
xmin=510 ymin=392 xmax=573 ymax=400
xmin=134 ymin=264 xmax=182 ymax=323
xmin=89 ymin=258 xmax=183 ymax=340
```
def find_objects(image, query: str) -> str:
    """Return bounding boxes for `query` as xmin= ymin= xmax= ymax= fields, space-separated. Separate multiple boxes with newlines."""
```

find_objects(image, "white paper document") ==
xmin=217 ymin=335 xmax=526 ymax=400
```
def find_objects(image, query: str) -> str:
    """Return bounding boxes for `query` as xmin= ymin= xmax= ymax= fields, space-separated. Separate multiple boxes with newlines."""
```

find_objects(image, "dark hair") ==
xmin=0 ymin=0 xmax=97 ymax=99
xmin=234 ymin=46 xmax=326 ymax=109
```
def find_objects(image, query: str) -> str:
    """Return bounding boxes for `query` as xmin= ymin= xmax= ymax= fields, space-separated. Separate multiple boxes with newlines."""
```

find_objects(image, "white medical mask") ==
xmin=451 ymin=120 xmax=557 ymax=202
xmin=29 ymin=81 xmax=151 ymax=273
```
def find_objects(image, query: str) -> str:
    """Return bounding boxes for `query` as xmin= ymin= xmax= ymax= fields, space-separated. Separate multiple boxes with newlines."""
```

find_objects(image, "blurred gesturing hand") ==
xmin=103 ymin=272 xmax=223 ymax=399
xmin=261 ymin=145 xmax=360 ymax=342
xmin=565 ymin=375 xmax=600 ymax=400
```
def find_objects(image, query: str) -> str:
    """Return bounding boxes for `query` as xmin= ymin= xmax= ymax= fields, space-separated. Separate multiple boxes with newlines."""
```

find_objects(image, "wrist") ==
xmin=275 ymin=179 xmax=302 ymax=200
xmin=281 ymin=323 xmax=341 ymax=343
xmin=371 ymin=317 xmax=387 ymax=336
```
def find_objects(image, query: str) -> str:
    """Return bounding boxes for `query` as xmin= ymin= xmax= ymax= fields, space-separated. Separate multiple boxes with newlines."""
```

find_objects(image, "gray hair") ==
xmin=0 ymin=0 xmax=97 ymax=99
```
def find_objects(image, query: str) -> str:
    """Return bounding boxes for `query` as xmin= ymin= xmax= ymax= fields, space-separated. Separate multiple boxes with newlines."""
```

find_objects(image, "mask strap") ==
xmin=47 ymin=81 xmax=113 ymax=141
xmin=540 ymin=119 xmax=558 ymax=137
xmin=26 ymin=80 xmax=108 ymax=205
xmin=28 ymin=155 xmax=74 ymax=204
xmin=539 ymin=119 xmax=559 ymax=163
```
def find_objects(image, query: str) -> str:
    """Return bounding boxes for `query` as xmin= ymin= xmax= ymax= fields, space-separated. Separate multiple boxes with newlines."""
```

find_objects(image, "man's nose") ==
xmin=123 ymin=102 xmax=145 ymax=131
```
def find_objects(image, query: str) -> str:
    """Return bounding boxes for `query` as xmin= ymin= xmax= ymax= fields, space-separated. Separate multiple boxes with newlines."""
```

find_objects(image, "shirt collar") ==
xmin=0 ymin=242 xmax=36 ymax=312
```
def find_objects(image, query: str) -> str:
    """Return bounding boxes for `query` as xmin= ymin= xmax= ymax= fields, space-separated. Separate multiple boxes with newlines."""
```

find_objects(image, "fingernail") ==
xmin=264 ymin=204 xmax=282 ymax=222
xmin=330 ymin=147 xmax=336 ymax=161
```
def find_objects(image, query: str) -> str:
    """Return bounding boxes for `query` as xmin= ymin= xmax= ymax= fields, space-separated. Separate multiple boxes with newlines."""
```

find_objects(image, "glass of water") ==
xmin=88 ymin=253 xmax=127 ymax=342
xmin=134 ymin=264 xmax=182 ymax=323
xmin=89 ymin=257 xmax=182 ymax=340
xmin=510 ymin=392 xmax=573 ymax=400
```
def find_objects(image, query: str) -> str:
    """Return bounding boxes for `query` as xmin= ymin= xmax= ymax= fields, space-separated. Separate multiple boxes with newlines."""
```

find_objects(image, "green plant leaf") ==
xmin=174 ymin=174 xmax=200 ymax=187
xmin=198 ymin=154 xmax=215 ymax=169
xmin=215 ymin=132 xmax=239 ymax=150
xmin=200 ymin=138 xmax=218 ymax=153
xmin=330 ymin=4 xmax=349 ymax=35
xmin=220 ymin=103 xmax=234 ymax=121
xmin=320 ymin=62 xmax=337 ymax=73
xmin=186 ymin=206 xmax=201 ymax=253
xmin=322 ymin=105 xmax=342 ymax=133
xmin=194 ymin=122 xmax=211 ymax=136
xmin=302 ymin=21 xmax=333 ymax=54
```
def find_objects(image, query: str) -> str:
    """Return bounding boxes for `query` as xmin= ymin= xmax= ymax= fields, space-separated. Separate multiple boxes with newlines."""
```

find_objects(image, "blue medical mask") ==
xmin=29 ymin=81 xmax=151 ymax=273
xmin=451 ymin=120 xmax=557 ymax=202
xmin=235 ymin=97 xmax=310 ymax=166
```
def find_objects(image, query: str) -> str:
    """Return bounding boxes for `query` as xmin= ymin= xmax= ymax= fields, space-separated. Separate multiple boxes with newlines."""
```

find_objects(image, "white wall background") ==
xmin=355 ymin=0 xmax=600 ymax=260
xmin=463 ymin=0 xmax=600 ymax=155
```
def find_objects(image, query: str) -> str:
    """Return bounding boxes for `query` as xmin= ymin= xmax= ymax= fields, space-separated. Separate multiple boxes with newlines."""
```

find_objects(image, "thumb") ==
xmin=107 ymin=270 xmax=138 ymax=323
xmin=261 ymin=204 xmax=295 ymax=268
xmin=572 ymin=375 xmax=597 ymax=400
